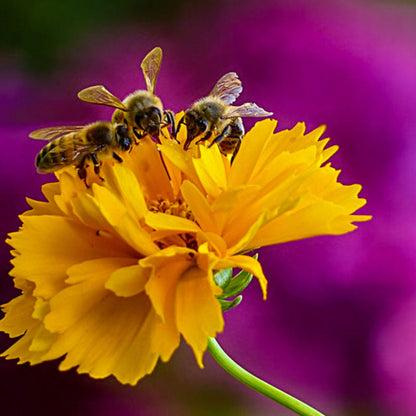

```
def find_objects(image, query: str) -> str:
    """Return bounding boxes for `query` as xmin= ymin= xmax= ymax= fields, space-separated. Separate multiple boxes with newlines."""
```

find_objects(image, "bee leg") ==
xmin=133 ymin=128 xmax=146 ymax=143
xmin=173 ymin=116 xmax=185 ymax=139
xmin=163 ymin=110 xmax=178 ymax=142
xmin=78 ymin=169 xmax=88 ymax=187
xmin=159 ymin=128 xmax=173 ymax=143
xmin=230 ymin=139 xmax=242 ymax=164
xmin=195 ymin=131 xmax=212 ymax=145
xmin=152 ymin=130 xmax=161 ymax=145
xmin=77 ymin=158 xmax=89 ymax=188
xmin=208 ymin=125 xmax=232 ymax=148
xmin=160 ymin=129 xmax=168 ymax=140
xmin=112 ymin=152 xmax=123 ymax=163
xmin=91 ymin=153 xmax=104 ymax=182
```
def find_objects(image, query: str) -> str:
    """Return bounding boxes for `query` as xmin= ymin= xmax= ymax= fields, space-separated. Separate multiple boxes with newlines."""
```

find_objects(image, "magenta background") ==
xmin=1 ymin=1 xmax=415 ymax=415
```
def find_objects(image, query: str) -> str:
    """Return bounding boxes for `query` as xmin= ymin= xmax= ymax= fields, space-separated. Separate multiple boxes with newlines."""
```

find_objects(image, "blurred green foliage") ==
xmin=1 ymin=0 xmax=195 ymax=73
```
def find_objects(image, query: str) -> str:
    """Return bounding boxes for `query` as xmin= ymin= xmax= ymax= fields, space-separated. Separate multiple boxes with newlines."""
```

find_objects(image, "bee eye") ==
xmin=136 ymin=107 xmax=162 ymax=134
xmin=116 ymin=125 xmax=128 ymax=137
xmin=199 ymin=119 xmax=208 ymax=130
xmin=148 ymin=106 xmax=162 ymax=122
xmin=120 ymin=137 xmax=132 ymax=151
xmin=135 ymin=113 xmax=144 ymax=127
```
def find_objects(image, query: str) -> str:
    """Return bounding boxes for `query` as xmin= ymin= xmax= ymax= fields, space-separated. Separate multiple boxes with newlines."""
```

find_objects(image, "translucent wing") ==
xmin=223 ymin=102 xmax=273 ymax=119
xmin=36 ymin=134 xmax=95 ymax=173
xmin=29 ymin=125 xmax=85 ymax=141
xmin=55 ymin=136 xmax=92 ymax=163
xmin=77 ymin=85 xmax=127 ymax=110
xmin=208 ymin=72 xmax=243 ymax=105
xmin=141 ymin=47 xmax=162 ymax=94
xmin=63 ymin=135 xmax=102 ymax=161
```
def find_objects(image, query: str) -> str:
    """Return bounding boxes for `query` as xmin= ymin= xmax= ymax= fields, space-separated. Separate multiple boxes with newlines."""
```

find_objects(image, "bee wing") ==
xmin=68 ymin=136 xmax=102 ymax=162
xmin=77 ymin=85 xmax=127 ymax=110
xmin=141 ymin=47 xmax=162 ymax=94
xmin=52 ymin=135 xmax=99 ymax=164
xmin=29 ymin=126 xmax=85 ymax=141
xmin=208 ymin=72 xmax=243 ymax=105
xmin=223 ymin=103 xmax=273 ymax=119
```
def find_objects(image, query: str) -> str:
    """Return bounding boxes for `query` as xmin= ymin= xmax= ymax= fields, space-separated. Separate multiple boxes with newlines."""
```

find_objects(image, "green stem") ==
xmin=207 ymin=338 xmax=326 ymax=416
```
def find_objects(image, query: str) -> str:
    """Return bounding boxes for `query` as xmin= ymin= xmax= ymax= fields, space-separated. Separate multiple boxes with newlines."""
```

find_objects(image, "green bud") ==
xmin=213 ymin=268 xmax=233 ymax=289
xmin=214 ymin=253 xmax=258 ymax=311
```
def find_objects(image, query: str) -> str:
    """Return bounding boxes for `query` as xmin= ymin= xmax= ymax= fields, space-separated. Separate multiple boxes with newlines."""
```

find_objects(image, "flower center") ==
xmin=148 ymin=197 xmax=195 ymax=222
xmin=147 ymin=197 xmax=198 ymax=251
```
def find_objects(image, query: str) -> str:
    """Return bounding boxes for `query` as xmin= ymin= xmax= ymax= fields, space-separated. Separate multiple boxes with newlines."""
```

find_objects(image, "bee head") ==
xmin=134 ymin=106 xmax=162 ymax=137
xmin=183 ymin=110 xmax=208 ymax=150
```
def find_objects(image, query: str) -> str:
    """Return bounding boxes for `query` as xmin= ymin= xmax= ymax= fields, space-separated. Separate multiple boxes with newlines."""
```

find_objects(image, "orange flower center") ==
xmin=147 ymin=197 xmax=198 ymax=251
xmin=148 ymin=197 xmax=195 ymax=222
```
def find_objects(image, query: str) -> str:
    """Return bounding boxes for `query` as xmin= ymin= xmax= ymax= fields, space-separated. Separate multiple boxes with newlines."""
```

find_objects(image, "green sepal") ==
xmin=218 ymin=296 xmax=242 ymax=312
xmin=214 ymin=253 xmax=258 ymax=312
xmin=220 ymin=269 xmax=253 ymax=299
xmin=213 ymin=268 xmax=233 ymax=289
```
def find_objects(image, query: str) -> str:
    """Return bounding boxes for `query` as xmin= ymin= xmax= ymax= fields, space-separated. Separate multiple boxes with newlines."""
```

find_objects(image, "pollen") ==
xmin=148 ymin=197 xmax=195 ymax=222
xmin=147 ymin=197 xmax=199 ymax=251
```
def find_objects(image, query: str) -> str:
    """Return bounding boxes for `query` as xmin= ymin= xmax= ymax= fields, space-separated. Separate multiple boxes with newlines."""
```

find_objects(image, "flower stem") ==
xmin=207 ymin=338 xmax=325 ymax=416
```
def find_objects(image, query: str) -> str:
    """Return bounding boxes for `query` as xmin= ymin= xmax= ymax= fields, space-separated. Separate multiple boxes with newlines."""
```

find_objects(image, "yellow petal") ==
xmin=124 ymin=137 xmax=174 ymax=201
xmin=181 ymin=180 xmax=219 ymax=234
xmin=113 ymin=214 xmax=159 ymax=256
xmin=175 ymin=266 xmax=224 ymax=367
xmin=159 ymin=139 xmax=203 ymax=190
xmin=226 ymin=211 xmax=268 ymax=255
xmin=91 ymin=184 xmax=127 ymax=226
xmin=106 ymin=264 xmax=150 ymax=297
xmin=44 ymin=257 xmax=135 ymax=333
xmin=1 ymin=323 xmax=57 ymax=365
xmin=45 ymin=293 xmax=155 ymax=384
xmin=141 ymin=248 xmax=194 ymax=322
xmin=110 ymin=301 xmax=179 ymax=383
xmin=25 ymin=196 xmax=60 ymax=216
xmin=28 ymin=322 xmax=57 ymax=354
xmin=71 ymin=191 xmax=112 ymax=231
xmin=193 ymin=144 xmax=227 ymax=198
xmin=101 ymin=163 xmax=148 ymax=220
xmin=196 ymin=231 xmax=227 ymax=258
xmin=43 ymin=290 xmax=179 ymax=385
xmin=41 ymin=182 xmax=61 ymax=203
xmin=214 ymin=254 xmax=267 ymax=300
xmin=0 ymin=291 xmax=58 ymax=364
xmin=249 ymin=200 xmax=366 ymax=249
xmin=8 ymin=215 xmax=134 ymax=299
xmin=229 ymin=118 xmax=277 ymax=187
xmin=53 ymin=171 xmax=86 ymax=216
xmin=0 ymin=292 xmax=36 ymax=337
xmin=145 ymin=211 xmax=201 ymax=234
xmin=72 ymin=182 xmax=156 ymax=256
xmin=210 ymin=185 xmax=259 ymax=235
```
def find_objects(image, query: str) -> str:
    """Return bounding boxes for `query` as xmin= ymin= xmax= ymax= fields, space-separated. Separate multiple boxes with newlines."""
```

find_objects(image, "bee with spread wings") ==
xmin=77 ymin=47 xmax=174 ymax=142
xmin=30 ymin=121 xmax=132 ymax=186
xmin=176 ymin=72 xmax=273 ymax=161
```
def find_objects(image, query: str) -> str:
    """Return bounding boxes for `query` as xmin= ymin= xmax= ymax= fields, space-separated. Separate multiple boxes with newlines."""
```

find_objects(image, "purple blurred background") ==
xmin=1 ymin=0 xmax=415 ymax=415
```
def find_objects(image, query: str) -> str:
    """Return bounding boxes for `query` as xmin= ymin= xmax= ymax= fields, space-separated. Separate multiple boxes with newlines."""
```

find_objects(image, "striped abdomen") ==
xmin=35 ymin=134 xmax=86 ymax=173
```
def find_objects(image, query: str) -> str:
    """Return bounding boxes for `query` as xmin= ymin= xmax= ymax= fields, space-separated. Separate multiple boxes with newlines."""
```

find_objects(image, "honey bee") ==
xmin=177 ymin=72 xmax=273 ymax=161
xmin=77 ymin=47 xmax=174 ymax=142
xmin=30 ymin=121 xmax=132 ymax=185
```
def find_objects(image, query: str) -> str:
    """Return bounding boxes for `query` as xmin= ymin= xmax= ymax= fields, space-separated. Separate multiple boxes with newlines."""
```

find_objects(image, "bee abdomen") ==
xmin=218 ymin=138 xmax=239 ymax=154
xmin=36 ymin=140 xmax=69 ymax=173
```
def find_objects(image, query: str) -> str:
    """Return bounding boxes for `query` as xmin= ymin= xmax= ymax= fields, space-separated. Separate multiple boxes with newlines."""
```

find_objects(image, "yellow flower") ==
xmin=0 ymin=116 xmax=370 ymax=385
